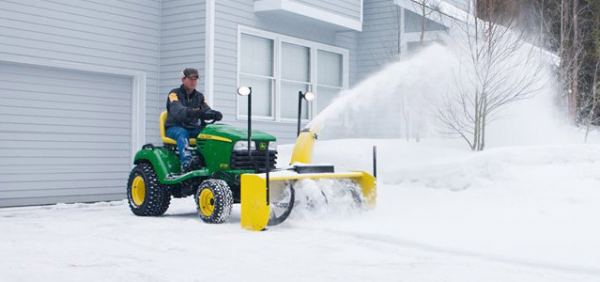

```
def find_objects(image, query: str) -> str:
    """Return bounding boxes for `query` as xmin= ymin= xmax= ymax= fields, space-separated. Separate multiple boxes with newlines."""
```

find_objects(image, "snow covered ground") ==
xmin=1 ymin=138 xmax=600 ymax=282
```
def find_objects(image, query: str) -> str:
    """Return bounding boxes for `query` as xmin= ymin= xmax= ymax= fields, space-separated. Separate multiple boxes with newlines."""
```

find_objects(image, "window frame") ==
xmin=237 ymin=26 xmax=349 ymax=123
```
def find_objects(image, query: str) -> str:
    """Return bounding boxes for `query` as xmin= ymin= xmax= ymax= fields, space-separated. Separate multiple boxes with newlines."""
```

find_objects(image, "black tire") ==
xmin=127 ymin=162 xmax=171 ymax=216
xmin=195 ymin=179 xmax=233 ymax=224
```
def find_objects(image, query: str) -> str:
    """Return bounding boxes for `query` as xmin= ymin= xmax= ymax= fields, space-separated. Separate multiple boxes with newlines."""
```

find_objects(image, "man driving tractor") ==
xmin=165 ymin=67 xmax=223 ymax=172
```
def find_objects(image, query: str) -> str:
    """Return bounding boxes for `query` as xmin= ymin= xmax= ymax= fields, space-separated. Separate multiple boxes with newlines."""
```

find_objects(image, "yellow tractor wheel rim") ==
xmin=199 ymin=189 xmax=215 ymax=217
xmin=131 ymin=176 xmax=146 ymax=206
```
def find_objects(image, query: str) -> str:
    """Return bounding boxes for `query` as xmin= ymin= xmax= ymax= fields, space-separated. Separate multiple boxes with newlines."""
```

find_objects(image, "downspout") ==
xmin=205 ymin=0 xmax=216 ymax=106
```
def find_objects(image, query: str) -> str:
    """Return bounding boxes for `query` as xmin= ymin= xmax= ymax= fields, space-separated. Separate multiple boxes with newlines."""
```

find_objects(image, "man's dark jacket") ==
xmin=165 ymin=85 xmax=211 ymax=129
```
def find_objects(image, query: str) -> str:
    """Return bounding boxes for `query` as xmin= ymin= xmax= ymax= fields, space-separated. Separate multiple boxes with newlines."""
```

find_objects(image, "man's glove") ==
xmin=204 ymin=110 xmax=223 ymax=121
xmin=191 ymin=108 xmax=206 ymax=118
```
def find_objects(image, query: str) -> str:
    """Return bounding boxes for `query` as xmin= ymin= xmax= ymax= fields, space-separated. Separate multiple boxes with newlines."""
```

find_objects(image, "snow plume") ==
xmin=309 ymin=31 xmax=580 ymax=148
xmin=310 ymin=44 xmax=455 ymax=141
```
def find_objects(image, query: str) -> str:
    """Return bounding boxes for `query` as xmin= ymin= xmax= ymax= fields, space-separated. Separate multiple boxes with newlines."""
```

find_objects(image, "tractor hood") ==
xmin=201 ymin=124 xmax=276 ymax=142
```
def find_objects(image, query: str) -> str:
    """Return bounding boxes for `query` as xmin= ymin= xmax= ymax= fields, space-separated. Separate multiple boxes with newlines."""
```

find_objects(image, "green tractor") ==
xmin=127 ymin=110 xmax=376 ymax=231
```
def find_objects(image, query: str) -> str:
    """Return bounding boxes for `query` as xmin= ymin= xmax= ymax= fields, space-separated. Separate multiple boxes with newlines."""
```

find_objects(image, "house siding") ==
xmin=0 ymin=0 xmax=161 ymax=207
xmin=159 ymin=0 xmax=206 ymax=108
xmin=357 ymin=0 xmax=400 ymax=83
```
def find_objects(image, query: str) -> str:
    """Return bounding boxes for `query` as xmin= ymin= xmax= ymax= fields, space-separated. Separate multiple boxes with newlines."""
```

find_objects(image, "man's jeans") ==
xmin=166 ymin=126 xmax=202 ymax=166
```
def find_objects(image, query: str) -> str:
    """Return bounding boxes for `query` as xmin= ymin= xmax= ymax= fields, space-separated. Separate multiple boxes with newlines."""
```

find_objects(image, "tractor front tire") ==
xmin=127 ymin=162 xmax=171 ymax=216
xmin=195 ymin=179 xmax=233 ymax=224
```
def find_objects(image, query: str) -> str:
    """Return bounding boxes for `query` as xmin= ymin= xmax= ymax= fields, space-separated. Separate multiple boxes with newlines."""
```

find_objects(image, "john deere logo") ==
xmin=259 ymin=142 xmax=267 ymax=150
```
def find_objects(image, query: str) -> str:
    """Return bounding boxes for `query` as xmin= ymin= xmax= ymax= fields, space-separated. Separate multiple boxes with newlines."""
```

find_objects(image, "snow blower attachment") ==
xmin=240 ymin=126 xmax=377 ymax=231
xmin=128 ymin=108 xmax=376 ymax=231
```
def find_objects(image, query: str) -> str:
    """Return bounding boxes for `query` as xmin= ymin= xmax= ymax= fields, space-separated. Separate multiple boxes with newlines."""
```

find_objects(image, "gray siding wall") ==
xmin=159 ymin=0 xmax=206 ymax=106
xmin=357 ymin=0 xmax=400 ymax=83
xmin=215 ymin=0 xmax=359 ymax=144
xmin=292 ymin=0 xmax=362 ymax=21
xmin=0 ymin=0 xmax=162 ymax=206
xmin=445 ymin=0 xmax=472 ymax=12
xmin=404 ymin=9 xmax=449 ymax=32
xmin=0 ymin=0 xmax=162 ymax=142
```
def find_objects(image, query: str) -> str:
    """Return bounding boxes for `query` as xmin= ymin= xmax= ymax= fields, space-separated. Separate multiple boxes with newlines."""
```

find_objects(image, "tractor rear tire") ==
xmin=195 ymin=179 xmax=233 ymax=224
xmin=127 ymin=162 xmax=171 ymax=216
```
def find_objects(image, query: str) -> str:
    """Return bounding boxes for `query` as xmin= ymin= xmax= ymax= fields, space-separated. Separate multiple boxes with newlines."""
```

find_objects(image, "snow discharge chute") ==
xmin=241 ymin=124 xmax=377 ymax=231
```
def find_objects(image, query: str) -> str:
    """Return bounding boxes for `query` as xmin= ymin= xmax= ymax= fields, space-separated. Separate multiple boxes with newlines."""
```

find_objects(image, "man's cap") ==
xmin=182 ymin=68 xmax=199 ymax=79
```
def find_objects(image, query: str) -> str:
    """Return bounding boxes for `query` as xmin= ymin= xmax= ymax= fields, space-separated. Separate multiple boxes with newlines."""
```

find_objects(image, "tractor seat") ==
xmin=160 ymin=111 xmax=196 ymax=146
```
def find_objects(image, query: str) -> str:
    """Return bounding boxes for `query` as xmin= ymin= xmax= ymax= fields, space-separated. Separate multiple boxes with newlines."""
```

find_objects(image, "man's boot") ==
xmin=180 ymin=146 xmax=194 ymax=173
xmin=181 ymin=161 xmax=193 ymax=174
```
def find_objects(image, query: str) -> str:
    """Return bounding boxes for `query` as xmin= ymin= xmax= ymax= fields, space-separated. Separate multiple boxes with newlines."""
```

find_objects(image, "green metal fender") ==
xmin=133 ymin=146 xmax=181 ymax=183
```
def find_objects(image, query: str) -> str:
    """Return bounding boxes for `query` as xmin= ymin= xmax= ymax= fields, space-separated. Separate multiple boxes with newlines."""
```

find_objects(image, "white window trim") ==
xmin=237 ymin=26 xmax=349 ymax=124
xmin=254 ymin=0 xmax=363 ymax=31
xmin=0 ymin=55 xmax=146 ymax=166
xmin=204 ymin=0 xmax=216 ymax=106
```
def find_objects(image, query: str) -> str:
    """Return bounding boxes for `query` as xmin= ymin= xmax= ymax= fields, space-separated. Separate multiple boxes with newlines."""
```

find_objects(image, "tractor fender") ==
xmin=133 ymin=145 xmax=180 ymax=184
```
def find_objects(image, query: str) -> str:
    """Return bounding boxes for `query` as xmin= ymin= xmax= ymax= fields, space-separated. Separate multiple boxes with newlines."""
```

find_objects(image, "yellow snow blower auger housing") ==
xmin=240 ymin=125 xmax=377 ymax=231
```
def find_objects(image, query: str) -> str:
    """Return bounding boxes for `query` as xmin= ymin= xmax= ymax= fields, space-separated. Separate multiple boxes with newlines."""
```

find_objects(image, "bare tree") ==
xmin=560 ymin=0 xmax=586 ymax=120
xmin=438 ymin=0 xmax=546 ymax=151
xmin=415 ymin=0 xmax=441 ymax=46
xmin=584 ymin=61 xmax=600 ymax=141
xmin=584 ymin=0 xmax=600 ymax=141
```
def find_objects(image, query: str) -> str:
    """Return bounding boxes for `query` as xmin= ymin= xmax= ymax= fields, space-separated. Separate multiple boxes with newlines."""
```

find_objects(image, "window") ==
xmin=281 ymin=43 xmax=311 ymax=120
xmin=317 ymin=50 xmax=343 ymax=114
xmin=239 ymin=34 xmax=275 ymax=117
xmin=238 ymin=28 xmax=348 ymax=122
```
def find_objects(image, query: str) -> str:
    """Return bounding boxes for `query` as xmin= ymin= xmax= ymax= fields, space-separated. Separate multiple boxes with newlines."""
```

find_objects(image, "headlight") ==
xmin=269 ymin=141 xmax=277 ymax=151
xmin=233 ymin=141 xmax=256 ymax=151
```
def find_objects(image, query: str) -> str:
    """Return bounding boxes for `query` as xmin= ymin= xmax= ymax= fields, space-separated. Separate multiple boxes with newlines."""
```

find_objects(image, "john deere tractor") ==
xmin=127 ymin=109 xmax=376 ymax=231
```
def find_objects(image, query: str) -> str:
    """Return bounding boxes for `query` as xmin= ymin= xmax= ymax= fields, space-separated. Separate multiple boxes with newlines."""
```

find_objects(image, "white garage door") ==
xmin=0 ymin=62 xmax=133 ymax=207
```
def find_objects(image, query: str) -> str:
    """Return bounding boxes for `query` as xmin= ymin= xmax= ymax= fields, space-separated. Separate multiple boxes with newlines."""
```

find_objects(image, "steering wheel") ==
xmin=203 ymin=118 xmax=218 ymax=125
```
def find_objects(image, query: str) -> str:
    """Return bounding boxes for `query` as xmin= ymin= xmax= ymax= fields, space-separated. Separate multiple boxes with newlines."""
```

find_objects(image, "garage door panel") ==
xmin=0 ymin=75 xmax=132 ymax=94
xmin=0 ymin=115 xmax=131 ymax=128
xmin=0 ymin=193 xmax=125 ymax=208
xmin=0 ymin=186 xmax=127 ymax=198
xmin=0 ymin=62 xmax=133 ymax=207
xmin=0 ymin=132 xmax=131 ymax=143
xmin=0 ymin=179 xmax=124 ymax=191
xmin=0 ymin=148 xmax=130 ymax=158
xmin=0 ymin=79 xmax=131 ymax=98
xmin=1 ymin=88 xmax=130 ymax=107
xmin=0 ymin=97 xmax=130 ymax=114
xmin=0 ymin=65 xmax=132 ymax=87
xmin=0 ymin=140 xmax=130 ymax=150
xmin=0 ymin=106 xmax=131 ymax=121
xmin=0 ymin=157 xmax=130 ymax=166
xmin=0 ymin=123 xmax=131 ymax=135
xmin=0 ymin=164 xmax=130 ymax=175
xmin=0 ymin=171 xmax=128 ymax=184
